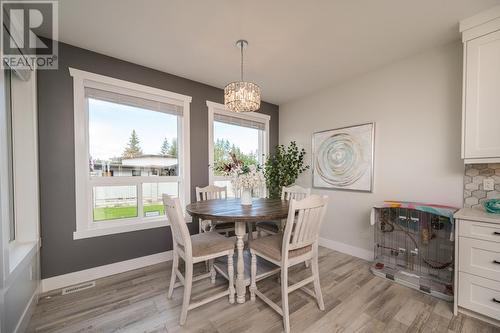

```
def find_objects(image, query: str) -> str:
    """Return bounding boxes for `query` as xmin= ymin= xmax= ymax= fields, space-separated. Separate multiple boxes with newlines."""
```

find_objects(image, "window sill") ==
xmin=9 ymin=240 xmax=39 ymax=274
xmin=73 ymin=215 xmax=192 ymax=240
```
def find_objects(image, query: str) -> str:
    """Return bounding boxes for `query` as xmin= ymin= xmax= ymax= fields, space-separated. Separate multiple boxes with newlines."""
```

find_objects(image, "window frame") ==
xmin=206 ymin=101 xmax=270 ymax=193
xmin=1 ymin=63 xmax=40 ymax=276
xmin=70 ymin=68 xmax=192 ymax=239
xmin=4 ymin=67 xmax=15 ymax=242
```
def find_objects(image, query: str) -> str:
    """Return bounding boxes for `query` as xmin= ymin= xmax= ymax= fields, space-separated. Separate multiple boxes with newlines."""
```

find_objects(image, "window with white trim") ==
xmin=4 ymin=67 xmax=15 ymax=242
xmin=207 ymin=101 xmax=270 ymax=197
xmin=1 ymin=61 xmax=40 ymax=273
xmin=71 ymin=68 xmax=191 ymax=239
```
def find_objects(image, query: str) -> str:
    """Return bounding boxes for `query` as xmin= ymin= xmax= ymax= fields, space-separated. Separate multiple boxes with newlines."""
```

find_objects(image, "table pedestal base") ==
xmin=235 ymin=222 xmax=246 ymax=303
xmin=213 ymin=250 xmax=280 ymax=302
xmin=214 ymin=220 xmax=279 ymax=303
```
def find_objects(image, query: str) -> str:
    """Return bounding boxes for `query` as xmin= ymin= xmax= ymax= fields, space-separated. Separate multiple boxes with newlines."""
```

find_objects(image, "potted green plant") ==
xmin=264 ymin=141 xmax=309 ymax=199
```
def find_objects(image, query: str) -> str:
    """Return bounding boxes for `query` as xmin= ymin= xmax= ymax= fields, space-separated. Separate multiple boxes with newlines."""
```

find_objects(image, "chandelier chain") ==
xmin=240 ymin=41 xmax=244 ymax=81
xmin=224 ymin=39 xmax=261 ymax=112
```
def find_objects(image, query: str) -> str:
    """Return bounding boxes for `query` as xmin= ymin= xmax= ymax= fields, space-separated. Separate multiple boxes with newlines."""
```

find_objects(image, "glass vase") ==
xmin=240 ymin=188 xmax=253 ymax=206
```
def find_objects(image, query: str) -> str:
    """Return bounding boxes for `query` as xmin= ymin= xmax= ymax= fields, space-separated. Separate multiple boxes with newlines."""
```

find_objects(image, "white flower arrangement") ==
xmin=215 ymin=153 xmax=265 ymax=192
xmin=229 ymin=164 xmax=265 ymax=192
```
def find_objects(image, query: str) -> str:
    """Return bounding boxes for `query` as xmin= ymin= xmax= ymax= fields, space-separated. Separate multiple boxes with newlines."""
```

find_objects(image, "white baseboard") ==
xmin=319 ymin=237 xmax=373 ymax=261
xmin=41 ymin=240 xmax=371 ymax=293
xmin=459 ymin=307 xmax=500 ymax=328
xmin=41 ymin=250 xmax=173 ymax=293
xmin=14 ymin=284 xmax=40 ymax=333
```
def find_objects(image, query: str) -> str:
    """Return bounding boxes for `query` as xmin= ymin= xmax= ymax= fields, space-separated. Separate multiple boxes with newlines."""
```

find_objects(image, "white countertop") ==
xmin=454 ymin=208 xmax=500 ymax=224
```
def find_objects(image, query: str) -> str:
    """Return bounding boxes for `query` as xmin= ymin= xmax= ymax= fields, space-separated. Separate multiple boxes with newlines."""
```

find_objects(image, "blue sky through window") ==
xmin=88 ymin=98 xmax=260 ymax=161
xmin=214 ymin=121 xmax=259 ymax=154
xmin=89 ymin=99 xmax=178 ymax=160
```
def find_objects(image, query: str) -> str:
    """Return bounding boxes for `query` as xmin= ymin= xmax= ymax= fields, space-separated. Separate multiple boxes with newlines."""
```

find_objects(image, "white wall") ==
xmin=280 ymin=41 xmax=464 ymax=259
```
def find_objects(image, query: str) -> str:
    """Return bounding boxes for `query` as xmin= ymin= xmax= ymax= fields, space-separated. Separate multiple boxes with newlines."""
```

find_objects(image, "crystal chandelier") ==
xmin=224 ymin=40 xmax=261 ymax=112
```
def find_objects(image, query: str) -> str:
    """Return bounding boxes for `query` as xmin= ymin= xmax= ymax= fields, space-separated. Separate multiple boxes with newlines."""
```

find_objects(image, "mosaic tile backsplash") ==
xmin=464 ymin=163 xmax=500 ymax=209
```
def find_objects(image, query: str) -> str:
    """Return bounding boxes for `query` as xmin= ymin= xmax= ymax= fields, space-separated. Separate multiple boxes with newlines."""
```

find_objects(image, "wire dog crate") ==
xmin=370 ymin=202 xmax=458 ymax=301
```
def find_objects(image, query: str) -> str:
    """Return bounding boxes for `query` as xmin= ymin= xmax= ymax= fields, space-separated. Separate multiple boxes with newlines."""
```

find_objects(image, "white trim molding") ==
xmin=464 ymin=157 xmax=500 ymax=164
xmin=13 ymin=284 xmax=40 ymax=333
xmin=1 ymin=61 xmax=40 ymax=282
xmin=319 ymin=237 xmax=374 ymax=261
xmin=69 ymin=68 xmax=192 ymax=105
xmin=41 ymin=250 xmax=173 ymax=293
xmin=460 ymin=5 xmax=500 ymax=42
xmin=69 ymin=68 xmax=192 ymax=239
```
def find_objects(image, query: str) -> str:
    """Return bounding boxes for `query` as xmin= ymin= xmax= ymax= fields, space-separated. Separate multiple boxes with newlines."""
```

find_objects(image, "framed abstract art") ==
xmin=312 ymin=122 xmax=374 ymax=192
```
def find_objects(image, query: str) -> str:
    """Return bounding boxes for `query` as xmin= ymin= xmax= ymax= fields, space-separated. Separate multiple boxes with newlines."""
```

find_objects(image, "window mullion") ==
xmin=137 ymin=182 xmax=143 ymax=218
xmin=258 ymin=129 xmax=263 ymax=165
xmin=90 ymin=176 xmax=179 ymax=185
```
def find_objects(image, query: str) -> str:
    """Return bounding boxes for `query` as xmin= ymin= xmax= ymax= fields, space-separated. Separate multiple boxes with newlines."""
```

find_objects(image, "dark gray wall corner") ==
xmin=37 ymin=40 xmax=279 ymax=279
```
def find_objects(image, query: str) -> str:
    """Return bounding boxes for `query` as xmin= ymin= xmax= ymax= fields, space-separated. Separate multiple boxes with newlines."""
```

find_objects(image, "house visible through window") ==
xmin=88 ymin=91 xmax=181 ymax=221
xmin=71 ymin=68 xmax=191 ymax=239
xmin=207 ymin=101 xmax=270 ymax=197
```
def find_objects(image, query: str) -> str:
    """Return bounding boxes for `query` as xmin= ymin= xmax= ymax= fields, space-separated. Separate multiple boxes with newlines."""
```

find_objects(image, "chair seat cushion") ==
xmin=189 ymin=232 xmax=235 ymax=257
xmin=256 ymin=221 xmax=279 ymax=233
xmin=249 ymin=234 xmax=312 ymax=261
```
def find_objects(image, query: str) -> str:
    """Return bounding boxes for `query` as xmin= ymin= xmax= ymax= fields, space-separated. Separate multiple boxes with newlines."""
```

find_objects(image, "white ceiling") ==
xmin=53 ymin=0 xmax=499 ymax=105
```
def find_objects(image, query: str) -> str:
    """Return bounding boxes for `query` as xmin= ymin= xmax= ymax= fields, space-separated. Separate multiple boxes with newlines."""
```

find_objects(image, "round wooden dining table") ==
xmin=186 ymin=198 xmax=289 ymax=303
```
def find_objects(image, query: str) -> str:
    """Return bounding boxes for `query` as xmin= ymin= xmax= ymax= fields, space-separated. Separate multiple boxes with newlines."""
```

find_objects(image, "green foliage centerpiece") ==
xmin=264 ymin=141 xmax=309 ymax=199
xmin=216 ymin=153 xmax=265 ymax=206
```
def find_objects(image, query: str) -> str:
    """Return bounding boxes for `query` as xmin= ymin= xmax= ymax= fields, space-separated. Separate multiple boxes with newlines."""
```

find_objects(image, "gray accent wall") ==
xmin=38 ymin=40 xmax=279 ymax=279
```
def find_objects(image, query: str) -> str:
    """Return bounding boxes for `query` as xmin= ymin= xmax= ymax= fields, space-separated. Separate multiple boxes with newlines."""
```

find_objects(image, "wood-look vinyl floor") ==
xmin=27 ymin=248 xmax=500 ymax=333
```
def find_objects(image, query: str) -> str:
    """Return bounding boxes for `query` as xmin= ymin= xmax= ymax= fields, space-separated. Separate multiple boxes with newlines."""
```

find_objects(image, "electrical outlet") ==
xmin=484 ymin=178 xmax=495 ymax=191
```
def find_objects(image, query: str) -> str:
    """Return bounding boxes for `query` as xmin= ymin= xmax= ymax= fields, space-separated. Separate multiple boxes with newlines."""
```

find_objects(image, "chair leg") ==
xmin=168 ymin=251 xmax=178 ymax=299
xmin=180 ymin=261 xmax=193 ymax=325
xmin=305 ymin=260 xmax=310 ymax=268
xmin=281 ymin=266 xmax=290 ymax=333
xmin=210 ymin=259 xmax=216 ymax=284
xmin=228 ymin=254 xmax=235 ymax=304
xmin=247 ymin=223 xmax=254 ymax=243
xmin=250 ymin=252 xmax=257 ymax=301
xmin=311 ymin=254 xmax=325 ymax=311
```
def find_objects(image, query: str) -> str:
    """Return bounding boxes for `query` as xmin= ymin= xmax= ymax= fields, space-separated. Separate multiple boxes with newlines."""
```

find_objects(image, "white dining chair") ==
xmin=256 ymin=185 xmax=311 ymax=237
xmin=163 ymin=194 xmax=235 ymax=325
xmin=249 ymin=195 xmax=328 ymax=333
xmin=195 ymin=185 xmax=235 ymax=236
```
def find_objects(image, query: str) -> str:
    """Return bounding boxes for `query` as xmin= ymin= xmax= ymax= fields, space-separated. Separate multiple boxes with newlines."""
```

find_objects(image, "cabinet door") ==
xmin=464 ymin=30 xmax=500 ymax=159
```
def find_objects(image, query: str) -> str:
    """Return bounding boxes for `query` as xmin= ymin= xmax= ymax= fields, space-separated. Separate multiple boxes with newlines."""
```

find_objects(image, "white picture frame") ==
xmin=312 ymin=122 xmax=374 ymax=192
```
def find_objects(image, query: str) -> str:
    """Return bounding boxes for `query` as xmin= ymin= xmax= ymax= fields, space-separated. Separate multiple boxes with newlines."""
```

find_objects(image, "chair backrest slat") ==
xmin=283 ymin=195 xmax=328 ymax=257
xmin=196 ymin=185 xmax=227 ymax=201
xmin=281 ymin=185 xmax=311 ymax=201
xmin=163 ymin=195 xmax=191 ymax=253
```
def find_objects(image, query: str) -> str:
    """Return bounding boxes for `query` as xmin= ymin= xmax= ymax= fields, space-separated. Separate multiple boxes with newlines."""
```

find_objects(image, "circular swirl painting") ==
xmin=313 ymin=123 xmax=373 ymax=191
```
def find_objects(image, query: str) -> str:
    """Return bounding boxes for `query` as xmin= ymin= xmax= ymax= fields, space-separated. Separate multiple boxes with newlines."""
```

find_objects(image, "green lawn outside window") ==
xmin=93 ymin=204 xmax=165 ymax=221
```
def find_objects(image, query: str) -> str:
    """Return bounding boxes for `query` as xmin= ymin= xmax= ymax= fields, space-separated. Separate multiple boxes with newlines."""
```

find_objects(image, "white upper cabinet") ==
xmin=460 ymin=6 xmax=500 ymax=164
